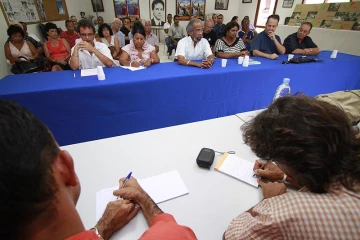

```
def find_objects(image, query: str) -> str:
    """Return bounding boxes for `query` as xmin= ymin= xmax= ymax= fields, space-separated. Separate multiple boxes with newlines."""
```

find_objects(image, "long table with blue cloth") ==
xmin=0 ymin=50 xmax=359 ymax=146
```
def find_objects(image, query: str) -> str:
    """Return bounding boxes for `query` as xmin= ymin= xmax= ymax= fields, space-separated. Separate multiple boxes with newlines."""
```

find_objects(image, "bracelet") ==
xmin=282 ymin=173 xmax=287 ymax=183
xmin=187 ymin=60 xmax=190 ymax=65
xmin=130 ymin=61 xmax=133 ymax=67
xmin=90 ymin=226 xmax=104 ymax=240
xmin=151 ymin=58 xmax=154 ymax=63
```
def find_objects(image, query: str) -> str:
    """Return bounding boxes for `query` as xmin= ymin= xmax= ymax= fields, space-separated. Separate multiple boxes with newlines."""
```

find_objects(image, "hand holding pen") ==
xmin=116 ymin=172 xmax=132 ymax=199
xmin=253 ymin=160 xmax=285 ymax=181
xmin=114 ymin=174 xmax=148 ymax=204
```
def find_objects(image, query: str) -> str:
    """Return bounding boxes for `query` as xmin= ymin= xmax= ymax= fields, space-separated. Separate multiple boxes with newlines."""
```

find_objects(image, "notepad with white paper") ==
xmin=81 ymin=68 xmax=97 ymax=76
xmin=214 ymin=153 xmax=258 ymax=187
xmin=95 ymin=170 xmax=189 ymax=221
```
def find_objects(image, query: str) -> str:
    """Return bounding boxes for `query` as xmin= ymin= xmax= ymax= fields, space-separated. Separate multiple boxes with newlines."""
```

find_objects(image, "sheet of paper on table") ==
xmin=81 ymin=68 xmax=98 ymax=77
xmin=120 ymin=66 xmax=146 ymax=71
xmin=96 ymin=170 xmax=189 ymax=221
xmin=249 ymin=59 xmax=261 ymax=65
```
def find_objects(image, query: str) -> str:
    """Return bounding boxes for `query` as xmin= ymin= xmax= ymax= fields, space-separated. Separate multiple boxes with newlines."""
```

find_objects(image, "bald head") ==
xmin=204 ymin=19 xmax=214 ymax=34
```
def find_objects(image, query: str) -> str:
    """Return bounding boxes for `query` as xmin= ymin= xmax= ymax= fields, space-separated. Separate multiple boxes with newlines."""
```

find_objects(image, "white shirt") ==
xmin=163 ymin=22 xmax=172 ymax=37
xmin=175 ymin=36 xmax=212 ymax=60
xmin=70 ymin=41 xmax=113 ymax=69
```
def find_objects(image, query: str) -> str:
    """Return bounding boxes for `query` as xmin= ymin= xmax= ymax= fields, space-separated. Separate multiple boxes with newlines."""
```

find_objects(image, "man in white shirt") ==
xmin=70 ymin=19 xmax=113 ymax=70
xmin=175 ymin=19 xmax=214 ymax=68
xmin=144 ymin=20 xmax=159 ymax=52
xmin=163 ymin=13 xmax=172 ymax=53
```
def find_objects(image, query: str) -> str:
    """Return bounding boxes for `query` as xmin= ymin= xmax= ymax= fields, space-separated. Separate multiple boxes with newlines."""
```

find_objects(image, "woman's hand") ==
xmin=143 ymin=58 xmax=152 ymax=68
xmin=130 ymin=61 xmax=141 ymax=67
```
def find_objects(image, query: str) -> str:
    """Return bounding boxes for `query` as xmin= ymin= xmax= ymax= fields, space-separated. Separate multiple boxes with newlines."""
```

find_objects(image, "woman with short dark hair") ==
xmin=43 ymin=22 xmax=71 ymax=71
xmin=5 ymin=24 xmax=38 ymax=64
xmin=214 ymin=21 xmax=248 ymax=58
xmin=238 ymin=18 xmax=254 ymax=51
xmin=98 ymin=23 xmax=121 ymax=59
xmin=119 ymin=22 xmax=159 ymax=68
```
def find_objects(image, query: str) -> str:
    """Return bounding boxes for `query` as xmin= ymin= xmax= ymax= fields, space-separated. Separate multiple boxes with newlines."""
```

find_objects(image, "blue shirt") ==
xmin=250 ymin=31 xmax=281 ymax=55
xmin=213 ymin=24 xmax=225 ymax=39
xmin=115 ymin=30 xmax=125 ymax=46
xmin=238 ymin=30 xmax=255 ymax=51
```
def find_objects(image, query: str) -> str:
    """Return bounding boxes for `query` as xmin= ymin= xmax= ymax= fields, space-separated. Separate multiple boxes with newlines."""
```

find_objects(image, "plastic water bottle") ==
xmin=273 ymin=78 xmax=291 ymax=101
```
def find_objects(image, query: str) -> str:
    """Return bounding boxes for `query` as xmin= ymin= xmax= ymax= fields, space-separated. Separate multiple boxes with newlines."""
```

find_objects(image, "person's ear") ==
xmin=54 ymin=150 xmax=78 ymax=187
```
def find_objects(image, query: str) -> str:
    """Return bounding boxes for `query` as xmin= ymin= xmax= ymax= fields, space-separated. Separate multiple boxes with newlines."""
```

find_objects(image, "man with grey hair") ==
xmin=175 ymin=19 xmax=214 ymax=68
xmin=144 ymin=20 xmax=159 ymax=52
xmin=111 ymin=18 xmax=125 ymax=47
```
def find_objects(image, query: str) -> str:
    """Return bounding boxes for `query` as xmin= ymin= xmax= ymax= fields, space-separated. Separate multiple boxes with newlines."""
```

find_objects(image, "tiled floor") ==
xmin=158 ymin=42 xmax=174 ymax=63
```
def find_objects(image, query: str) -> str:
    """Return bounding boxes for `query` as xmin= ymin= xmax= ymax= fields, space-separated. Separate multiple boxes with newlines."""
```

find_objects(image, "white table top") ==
xmin=236 ymin=109 xmax=265 ymax=124
xmin=62 ymin=114 xmax=262 ymax=240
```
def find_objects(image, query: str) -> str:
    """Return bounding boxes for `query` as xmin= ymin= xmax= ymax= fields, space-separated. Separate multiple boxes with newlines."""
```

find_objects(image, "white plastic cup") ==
xmin=242 ymin=56 xmax=249 ymax=67
xmin=238 ymin=56 xmax=244 ymax=64
xmin=288 ymin=54 xmax=294 ymax=61
xmin=97 ymin=66 xmax=105 ymax=80
xmin=221 ymin=59 xmax=227 ymax=67
xmin=330 ymin=50 xmax=338 ymax=59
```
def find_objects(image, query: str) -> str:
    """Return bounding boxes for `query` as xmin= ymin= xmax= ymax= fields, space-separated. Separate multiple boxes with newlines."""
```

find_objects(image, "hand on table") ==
xmin=96 ymin=199 xmax=139 ymax=240
xmin=253 ymin=160 xmax=285 ymax=181
xmin=268 ymin=53 xmax=278 ymax=60
xmin=258 ymin=180 xmax=287 ymax=199
xmin=130 ymin=61 xmax=141 ymax=68
xmin=143 ymin=58 xmax=152 ymax=68
xmin=201 ymin=59 xmax=212 ymax=68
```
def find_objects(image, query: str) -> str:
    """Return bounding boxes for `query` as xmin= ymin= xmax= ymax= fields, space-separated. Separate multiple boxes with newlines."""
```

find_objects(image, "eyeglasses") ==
xmin=80 ymin=33 xmax=94 ymax=37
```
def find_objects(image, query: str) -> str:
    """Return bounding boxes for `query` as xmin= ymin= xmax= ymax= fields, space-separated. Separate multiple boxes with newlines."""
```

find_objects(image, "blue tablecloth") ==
xmin=1 ymin=51 xmax=359 ymax=146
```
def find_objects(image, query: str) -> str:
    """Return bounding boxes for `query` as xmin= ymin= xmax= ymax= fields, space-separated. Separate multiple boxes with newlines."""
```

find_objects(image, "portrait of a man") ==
xmin=150 ymin=0 xmax=165 ymax=26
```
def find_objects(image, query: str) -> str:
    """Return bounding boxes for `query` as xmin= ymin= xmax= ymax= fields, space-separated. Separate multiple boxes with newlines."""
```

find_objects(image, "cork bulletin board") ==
xmin=288 ymin=2 xmax=360 ymax=31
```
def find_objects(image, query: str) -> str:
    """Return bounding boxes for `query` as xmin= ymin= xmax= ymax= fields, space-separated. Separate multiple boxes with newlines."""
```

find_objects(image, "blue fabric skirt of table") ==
xmin=0 ymin=51 xmax=359 ymax=146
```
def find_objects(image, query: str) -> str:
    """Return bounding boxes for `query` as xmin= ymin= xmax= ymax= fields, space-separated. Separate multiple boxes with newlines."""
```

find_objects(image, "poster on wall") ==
xmin=256 ymin=0 xmax=277 ymax=27
xmin=114 ymin=0 xmax=128 ymax=18
xmin=128 ymin=0 xmax=140 ymax=17
xmin=149 ymin=0 xmax=166 ymax=26
xmin=0 ymin=0 xmax=40 ymax=23
xmin=56 ymin=0 xmax=65 ymax=15
xmin=191 ymin=0 xmax=205 ymax=20
xmin=214 ymin=0 xmax=228 ymax=10
xmin=176 ymin=0 xmax=191 ymax=20
xmin=91 ymin=0 xmax=104 ymax=12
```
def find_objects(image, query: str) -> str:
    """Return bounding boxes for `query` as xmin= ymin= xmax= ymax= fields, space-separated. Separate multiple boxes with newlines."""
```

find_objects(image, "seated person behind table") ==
xmin=0 ymin=100 xmax=198 ymax=240
xmin=98 ymin=23 xmax=121 ymax=60
xmin=175 ymin=19 xmax=214 ymax=69
xmin=167 ymin=15 xmax=187 ymax=56
xmin=19 ymin=21 xmax=44 ymax=55
xmin=69 ymin=19 xmax=113 ymax=70
xmin=60 ymin=20 xmax=80 ymax=48
xmin=214 ymin=21 xmax=248 ymax=58
xmin=250 ymin=14 xmax=285 ymax=60
xmin=43 ymin=22 xmax=71 ymax=71
xmin=223 ymin=95 xmax=360 ymax=240
xmin=238 ymin=18 xmax=255 ymax=51
xmin=283 ymin=22 xmax=320 ymax=56
xmin=5 ymin=24 xmax=38 ymax=65
xmin=202 ymin=19 xmax=217 ymax=52
xmin=119 ymin=22 xmax=160 ymax=68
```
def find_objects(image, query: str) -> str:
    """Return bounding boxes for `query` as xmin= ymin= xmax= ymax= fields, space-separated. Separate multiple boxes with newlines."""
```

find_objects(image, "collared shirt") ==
xmin=151 ymin=18 xmax=164 ymax=26
xmin=283 ymin=32 xmax=318 ymax=54
xmin=224 ymin=185 xmax=360 ymax=240
xmin=203 ymin=30 xmax=217 ymax=48
xmin=175 ymin=36 xmax=212 ymax=60
xmin=250 ymin=31 xmax=282 ymax=54
xmin=70 ymin=41 xmax=113 ymax=69
xmin=163 ymin=22 xmax=172 ymax=37
xmin=114 ymin=30 xmax=125 ymax=46
xmin=146 ymin=33 xmax=159 ymax=47
xmin=60 ymin=31 xmax=80 ymax=48
xmin=168 ymin=25 xmax=186 ymax=39
xmin=65 ymin=214 xmax=197 ymax=240
xmin=213 ymin=24 xmax=225 ymax=39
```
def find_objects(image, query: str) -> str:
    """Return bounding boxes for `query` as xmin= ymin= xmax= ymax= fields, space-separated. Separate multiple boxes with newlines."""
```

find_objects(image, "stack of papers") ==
xmin=248 ymin=59 xmax=261 ymax=65
xmin=96 ymin=170 xmax=189 ymax=221
xmin=120 ymin=66 xmax=146 ymax=71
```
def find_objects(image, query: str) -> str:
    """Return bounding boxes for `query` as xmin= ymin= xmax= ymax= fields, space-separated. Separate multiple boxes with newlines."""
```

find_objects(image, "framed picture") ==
xmin=242 ymin=0 xmax=252 ymax=3
xmin=255 ymin=0 xmax=277 ymax=27
xmin=91 ymin=0 xmax=104 ymax=12
xmin=176 ymin=0 xmax=191 ymax=21
xmin=128 ymin=0 xmax=140 ymax=17
xmin=149 ymin=0 xmax=166 ymax=26
xmin=214 ymin=0 xmax=228 ymax=10
xmin=191 ymin=0 xmax=206 ymax=20
xmin=114 ymin=0 xmax=129 ymax=18
xmin=282 ymin=0 xmax=294 ymax=8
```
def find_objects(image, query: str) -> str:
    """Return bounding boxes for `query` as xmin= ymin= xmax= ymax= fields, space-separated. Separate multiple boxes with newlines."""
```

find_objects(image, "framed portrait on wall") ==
xmin=128 ymin=0 xmax=140 ymax=17
xmin=254 ymin=0 xmax=277 ymax=27
xmin=214 ymin=0 xmax=228 ymax=10
xmin=191 ymin=0 xmax=206 ymax=20
xmin=149 ymin=0 xmax=166 ymax=26
xmin=91 ymin=0 xmax=104 ymax=12
xmin=176 ymin=0 xmax=191 ymax=20
xmin=114 ymin=0 xmax=129 ymax=18
xmin=242 ymin=0 xmax=252 ymax=3
xmin=282 ymin=0 xmax=294 ymax=8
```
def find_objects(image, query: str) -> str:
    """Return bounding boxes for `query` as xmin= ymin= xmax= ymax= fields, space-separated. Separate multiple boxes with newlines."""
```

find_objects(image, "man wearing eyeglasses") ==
xmin=202 ymin=19 xmax=217 ymax=52
xmin=70 ymin=19 xmax=113 ymax=70
xmin=283 ymin=22 xmax=319 ymax=56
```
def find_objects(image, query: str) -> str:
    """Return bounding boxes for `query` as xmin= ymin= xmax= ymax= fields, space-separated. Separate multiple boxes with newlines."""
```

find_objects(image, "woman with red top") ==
xmin=43 ymin=22 xmax=71 ymax=71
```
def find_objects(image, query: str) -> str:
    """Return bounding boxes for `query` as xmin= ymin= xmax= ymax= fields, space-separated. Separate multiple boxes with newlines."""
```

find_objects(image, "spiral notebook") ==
xmin=214 ymin=153 xmax=258 ymax=187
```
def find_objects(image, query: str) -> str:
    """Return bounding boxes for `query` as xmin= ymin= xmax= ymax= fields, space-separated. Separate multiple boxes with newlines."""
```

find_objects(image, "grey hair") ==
xmin=186 ymin=19 xmax=202 ymax=33
xmin=143 ymin=19 xmax=151 ymax=25
xmin=112 ymin=18 xmax=122 ymax=26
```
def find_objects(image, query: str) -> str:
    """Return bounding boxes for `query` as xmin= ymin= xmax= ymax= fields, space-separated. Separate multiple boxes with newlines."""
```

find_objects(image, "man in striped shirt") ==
xmin=224 ymin=95 xmax=360 ymax=240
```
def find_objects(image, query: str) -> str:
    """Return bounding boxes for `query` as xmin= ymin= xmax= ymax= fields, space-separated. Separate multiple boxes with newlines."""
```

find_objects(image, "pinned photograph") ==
xmin=176 ymin=0 xmax=191 ymax=20
xmin=114 ymin=0 xmax=128 ymax=18
xmin=56 ymin=0 xmax=65 ymax=15
xmin=352 ymin=21 xmax=360 ymax=31
xmin=191 ymin=0 xmax=205 ymax=20
xmin=328 ymin=3 xmax=340 ymax=12
xmin=150 ymin=0 xmax=166 ymax=26
xmin=282 ymin=0 xmax=294 ymax=8
xmin=128 ymin=0 xmax=140 ymax=17
xmin=91 ymin=0 xmax=104 ymax=12
xmin=291 ymin=12 xmax=301 ymax=19
xmin=306 ymin=11 xmax=317 ymax=20
xmin=215 ymin=0 xmax=228 ymax=10
xmin=295 ymin=19 xmax=305 ymax=26
xmin=320 ymin=20 xmax=332 ymax=29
